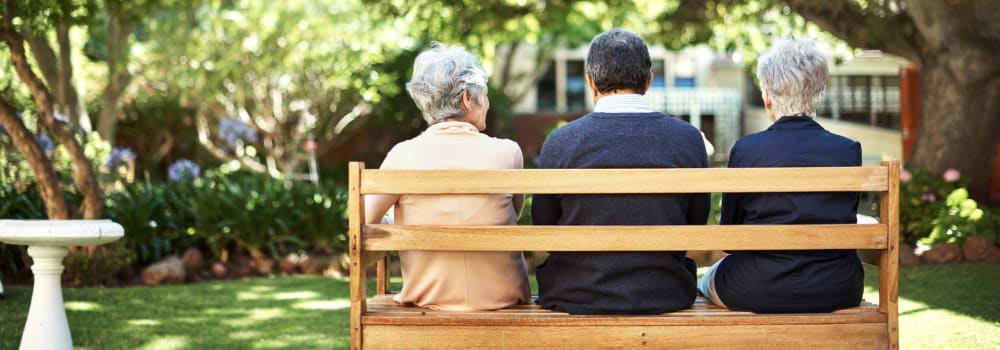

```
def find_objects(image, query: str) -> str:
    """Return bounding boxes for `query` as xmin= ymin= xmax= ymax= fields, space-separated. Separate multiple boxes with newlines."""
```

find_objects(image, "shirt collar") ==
xmin=425 ymin=121 xmax=480 ymax=134
xmin=768 ymin=116 xmax=824 ymax=130
xmin=593 ymin=94 xmax=652 ymax=113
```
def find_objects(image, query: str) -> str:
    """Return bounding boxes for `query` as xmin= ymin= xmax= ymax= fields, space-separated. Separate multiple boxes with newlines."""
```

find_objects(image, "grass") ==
xmin=1 ymin=263 xmax=998 ymax=349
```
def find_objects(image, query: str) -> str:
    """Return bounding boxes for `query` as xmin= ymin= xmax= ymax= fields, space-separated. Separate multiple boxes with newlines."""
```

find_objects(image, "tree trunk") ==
xmin=55 ymin=22 xmax=85 ymax=131
xmin=2 ymin=4 xmax=103 ymax=219
xmin=909 ymin=51 xmax=1000 ymax=201
xmin=0 ymin=98 xmax=70 ymax=219
xmin=97 ymin=11 xmax=132 ymax=142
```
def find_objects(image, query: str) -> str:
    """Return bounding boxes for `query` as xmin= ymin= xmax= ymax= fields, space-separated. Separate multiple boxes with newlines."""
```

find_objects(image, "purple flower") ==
xmin=106 ymin=147 xmax=136 ymax=167
xmin=920 ymin=193 xmax=936 ymax=202
xmin=218 ymin=118 xmax=258 ymax=149
xmin=168 ymin=159 xmax=201 ymax=182
xmin=942 ymin=168 xmax=960 ymax=182
xmin=900 ymin=169 xmax=912 ymax=182
xmin=36 ymin=134 xmax=54 ymax=153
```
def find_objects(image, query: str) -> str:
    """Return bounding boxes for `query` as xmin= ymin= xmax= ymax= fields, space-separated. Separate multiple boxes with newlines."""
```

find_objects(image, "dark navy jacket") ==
xmin=532 ymin=112 xmax=710 ymax=315
xmin=715 ymin=116 xmax=864 ymax=313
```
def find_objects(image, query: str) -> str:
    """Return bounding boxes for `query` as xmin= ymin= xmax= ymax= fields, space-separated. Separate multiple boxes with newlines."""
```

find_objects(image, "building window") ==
xmin=652 ymin=59 xmax=666 ymax=88
xmin=536 ymin=62 xmax=557 ymax=112
xmin=566 ymin=60 xmax=587 ymax=112
xmin=819 ymin=74 xmax=900 ymax=128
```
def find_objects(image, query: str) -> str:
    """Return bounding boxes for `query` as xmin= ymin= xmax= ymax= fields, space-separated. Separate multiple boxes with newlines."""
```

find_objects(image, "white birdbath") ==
xmin=0 ymin=219 xmax=124 ymax=350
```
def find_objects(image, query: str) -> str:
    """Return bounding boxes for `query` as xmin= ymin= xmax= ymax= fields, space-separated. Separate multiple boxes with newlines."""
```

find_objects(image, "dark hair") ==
xmin=586 ymin=29 xmax=652 ymax=94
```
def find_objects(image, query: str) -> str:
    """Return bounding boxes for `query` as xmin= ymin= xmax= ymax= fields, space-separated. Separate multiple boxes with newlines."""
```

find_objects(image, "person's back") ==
xmin=532 ymin=29 xmax=710 ymax=315
xmin=698 ymin=39 xmax=863 ymax=313
xmin=365 ymin=45 xmax=530 ymax=311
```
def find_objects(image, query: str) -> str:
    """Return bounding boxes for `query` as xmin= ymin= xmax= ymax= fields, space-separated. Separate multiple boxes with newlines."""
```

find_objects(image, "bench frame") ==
xmin=348 ymin=161 xmax=900 ymax=349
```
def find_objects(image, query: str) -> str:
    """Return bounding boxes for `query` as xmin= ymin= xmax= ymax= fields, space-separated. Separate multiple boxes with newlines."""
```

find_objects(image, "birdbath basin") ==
xmin=0 ymin=219 xmax=125 ymax=350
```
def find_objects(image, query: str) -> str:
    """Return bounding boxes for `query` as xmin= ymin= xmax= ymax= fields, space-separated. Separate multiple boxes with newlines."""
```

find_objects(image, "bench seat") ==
xmin=347 ymin=162 xmax=901 ymax=349
xmin=363 ymin=295 xmax=889 ymax=349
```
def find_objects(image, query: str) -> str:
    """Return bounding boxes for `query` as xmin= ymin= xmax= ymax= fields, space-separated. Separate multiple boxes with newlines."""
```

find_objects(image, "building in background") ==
xmin=496 ymin=44 xmax=911 ymax=167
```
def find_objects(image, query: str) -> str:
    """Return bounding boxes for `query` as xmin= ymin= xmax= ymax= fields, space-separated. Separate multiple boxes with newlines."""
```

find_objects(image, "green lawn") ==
xmin=1 ymin=263 xmax=997 ymax=349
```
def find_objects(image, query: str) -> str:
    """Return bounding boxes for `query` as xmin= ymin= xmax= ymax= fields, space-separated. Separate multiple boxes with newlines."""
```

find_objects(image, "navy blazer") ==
xmin=532 ymin=112 xmax=710 ymax=315
xmin=714 ymin=116 xmax=864 ymax=313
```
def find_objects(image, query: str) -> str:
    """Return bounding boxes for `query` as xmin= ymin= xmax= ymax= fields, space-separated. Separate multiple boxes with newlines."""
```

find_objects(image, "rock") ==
xmin=302 ymin=254 xmax=333 ymax=275
xmin=962 ymin=236 xmax=996 ymax=262
xmin=182 ymin=248 xmax=205 ymax=278
xmin=211 ymin=262 xmax=227 ymax=278
xmin=279 ymin=253 xmax=306 ymax=274
xmin=899 ymin=244 xmax=919 ymax=266
xmin=920 ymin=243 xmax=963 ymax=264
xmin=253 ymin=256 xmax=275 ymax=275
xmin=141 ymin=256 xmax=185 ymax=286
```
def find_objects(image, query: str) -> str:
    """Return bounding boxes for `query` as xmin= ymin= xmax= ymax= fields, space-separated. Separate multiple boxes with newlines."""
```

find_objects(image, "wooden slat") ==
xmin=363 ymin=224 xmax=888 ymax=251
xmin=364 ymin=295 xmax=884 ymax=326
xmin=879 ymin=161 xmax=901 ymax=350
xmin=375 ymin=257 xmax=389 ymax=295
xmin=360 ymin=166 xmax=889 ymax=194
xmin=347 ymin=162 xmax=366 ymax=350
xmin=363 ymin=324 xmax=889 ymax=349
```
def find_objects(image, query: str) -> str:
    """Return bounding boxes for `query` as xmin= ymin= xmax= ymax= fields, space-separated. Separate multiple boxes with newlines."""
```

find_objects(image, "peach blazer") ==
xmin=364 ymin=121 xmax=531 ymax=311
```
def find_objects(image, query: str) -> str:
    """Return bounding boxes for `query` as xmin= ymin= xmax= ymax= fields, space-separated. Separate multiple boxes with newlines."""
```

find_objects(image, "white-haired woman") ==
xmin=364 ymin=44 xmax=530 ymax=311
xmin=698 ymin=39 xmax=864 ymax=313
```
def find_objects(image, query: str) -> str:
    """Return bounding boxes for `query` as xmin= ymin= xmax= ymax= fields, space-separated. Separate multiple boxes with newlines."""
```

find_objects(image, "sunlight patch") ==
xmin=229 ymin=330 xmax=259 ymax=340
xmin=138 ymin=336 xmax=188 ymax=350
xmin=64 ymin=301 xmax=102 ymax=312
xmin=250 ymin=307 xmax=286 ymax=321
xmin=127 ymin=319 xmax=161 ymax=326
xmin=274 ymin=291 xmax=320 ymax=300
xmin=250 ymin=285 xmax=276 ymax=293
xmin=236 ymin=291 xmax=264 ymax=300
xmin=292 ymin=298 xmax=350 ymax=311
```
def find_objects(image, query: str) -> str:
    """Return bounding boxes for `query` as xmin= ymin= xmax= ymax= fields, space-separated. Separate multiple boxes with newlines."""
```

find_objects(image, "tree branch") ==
xmin=786 ymin=0 xmax=921 ymax=62
xmin=2 ymin=1 xmax=102 ymax=219
xmin=195 ymin=109 xmax=268 ymax=174
xmin=0 ymin=96 xmax=70 ymax=219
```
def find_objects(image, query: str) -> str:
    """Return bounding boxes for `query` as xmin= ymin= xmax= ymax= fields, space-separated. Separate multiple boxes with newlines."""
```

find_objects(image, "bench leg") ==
xmin=21 ymin=245 xmax=73 ymax=350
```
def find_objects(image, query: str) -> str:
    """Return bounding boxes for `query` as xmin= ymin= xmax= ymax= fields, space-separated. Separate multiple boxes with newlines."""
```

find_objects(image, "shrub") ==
xmin=899 ymin=168 xmax=994 ymax=246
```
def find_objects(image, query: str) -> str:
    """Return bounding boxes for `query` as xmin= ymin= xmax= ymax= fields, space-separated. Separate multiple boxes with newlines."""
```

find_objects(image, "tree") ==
xmin=657 ymin=0 xmax=999 ymax=202
xmin=134 ymin=0 xmax=412 ymax=179
xmin=788 ymin=0 xmax=1000 ymax=203
xmin=1 ymin=0 xmax=101 ymax=219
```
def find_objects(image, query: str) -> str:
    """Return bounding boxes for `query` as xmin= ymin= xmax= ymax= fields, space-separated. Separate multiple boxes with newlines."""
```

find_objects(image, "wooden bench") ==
xmin=347 ymin=161 xmax=900 ymax=349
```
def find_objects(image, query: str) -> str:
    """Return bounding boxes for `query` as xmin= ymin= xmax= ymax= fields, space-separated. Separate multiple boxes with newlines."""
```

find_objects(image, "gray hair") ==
xmin=406 ymin=44 xmax=488 ymax=125
xmin=756 ymin=39 xmax=829 ymax=117
xmin=586 ymin=29 xmax=652 ymax=94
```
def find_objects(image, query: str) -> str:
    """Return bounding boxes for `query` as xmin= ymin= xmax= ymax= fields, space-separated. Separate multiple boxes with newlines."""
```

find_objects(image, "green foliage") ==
xmin=63 ymin=241 xmax=135 ymax=286
xmin=3 ymin=166 xmax=349 ymax=281
xmin=899 ymin=168 xmax=994 ymax=246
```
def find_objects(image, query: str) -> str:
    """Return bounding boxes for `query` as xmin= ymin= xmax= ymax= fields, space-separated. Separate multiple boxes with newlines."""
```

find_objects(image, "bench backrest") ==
xmin=347 ymin=161 xmax=900 ymax=349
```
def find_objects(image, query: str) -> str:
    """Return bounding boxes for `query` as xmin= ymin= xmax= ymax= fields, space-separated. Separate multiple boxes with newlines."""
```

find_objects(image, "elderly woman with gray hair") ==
xmin=364 ymin=44 xmax=530 ymax=311
xmin=698 ymin=39 xmax=864 ymax=313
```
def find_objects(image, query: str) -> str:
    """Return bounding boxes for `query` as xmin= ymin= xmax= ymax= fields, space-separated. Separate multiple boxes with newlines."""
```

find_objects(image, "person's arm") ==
xmin=511 ymin=141 xmax=526 ymax=218
xmin=719 ymin=141 xmax=744 ymax=225
xmin=361 ymin=150 xmax=404 ymax=266
xmin=688 ymin=138 xmax=711 ymax=225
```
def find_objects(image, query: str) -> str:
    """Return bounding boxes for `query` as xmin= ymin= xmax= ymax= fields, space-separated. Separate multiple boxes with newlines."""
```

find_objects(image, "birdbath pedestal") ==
xmin=0 ymin=220 xmax=124 ymax=350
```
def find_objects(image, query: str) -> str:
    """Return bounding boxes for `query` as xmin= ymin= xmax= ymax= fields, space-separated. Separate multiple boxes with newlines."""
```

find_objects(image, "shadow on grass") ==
xmin=0 ymin=276 xmax=400 ymax=349
xmin=864 ymin=263 xmax=999 ymax=323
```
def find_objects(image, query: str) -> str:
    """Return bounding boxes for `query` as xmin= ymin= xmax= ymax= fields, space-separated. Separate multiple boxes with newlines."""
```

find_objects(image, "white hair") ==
xmin=405 ymin=44 xmax=488 ymax=125
xmin=756 ymin=39 xmax=829 ymax=117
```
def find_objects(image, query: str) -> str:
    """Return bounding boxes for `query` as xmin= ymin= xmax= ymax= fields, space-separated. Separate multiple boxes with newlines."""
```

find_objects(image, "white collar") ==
xmin=426 ymin=121 xmax=479 ymax=133
xmin=593 ymin=94 xmax=652 ymax=113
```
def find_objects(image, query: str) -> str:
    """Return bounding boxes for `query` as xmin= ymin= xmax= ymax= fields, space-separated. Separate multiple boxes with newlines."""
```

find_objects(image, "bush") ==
xmin=2 ymin=169 xmax=349 ymax=284
xmin=899 ymin=168 xmax=995 ymax=246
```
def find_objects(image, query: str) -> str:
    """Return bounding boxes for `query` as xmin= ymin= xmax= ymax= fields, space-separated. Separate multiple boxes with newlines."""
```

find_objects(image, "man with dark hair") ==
xmin=532 ymin=29 xmax=710 ymax=315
